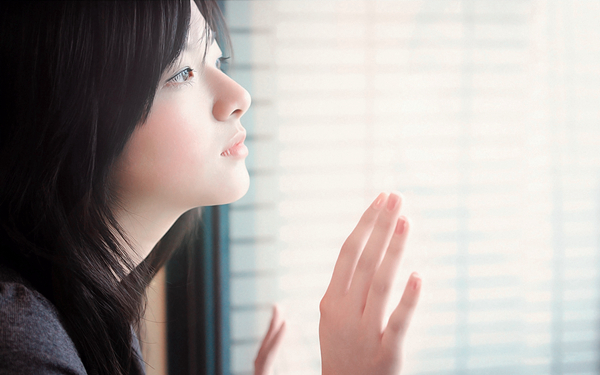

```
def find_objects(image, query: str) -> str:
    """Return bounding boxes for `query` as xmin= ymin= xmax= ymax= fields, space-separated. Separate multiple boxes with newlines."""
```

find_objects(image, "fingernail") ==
xmin=387 ymin=193 xmax=400 ymax=211
xmin=411 ymin=272 xmax=421 ymax=290
xmin=395 ymin=216 xmax=406 ymax=235
xmin=372 ymin=192 xmax=386 ymax=210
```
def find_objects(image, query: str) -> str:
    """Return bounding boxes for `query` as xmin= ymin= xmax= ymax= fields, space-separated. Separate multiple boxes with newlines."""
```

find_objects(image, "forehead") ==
xmin=187 ymin=2 xmax=209 ymax=50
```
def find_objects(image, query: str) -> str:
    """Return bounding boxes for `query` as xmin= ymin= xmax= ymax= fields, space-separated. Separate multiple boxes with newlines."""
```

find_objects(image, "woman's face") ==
xmin=111 ymin=4 xmax=251 ymax=215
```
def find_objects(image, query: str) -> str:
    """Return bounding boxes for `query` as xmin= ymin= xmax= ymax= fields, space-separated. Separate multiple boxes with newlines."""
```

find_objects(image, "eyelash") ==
xmin=166 ymin=57 xmax=230 ymax=87
xmin=167 ymin=67 xmax=195 ymax=86
xmin=216 ymin=56 xmax=230 ymax=70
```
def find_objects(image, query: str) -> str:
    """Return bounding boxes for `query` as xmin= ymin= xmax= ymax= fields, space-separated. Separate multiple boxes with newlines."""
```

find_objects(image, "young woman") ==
xmin=0 ymin=1 xmax=421 ymax=374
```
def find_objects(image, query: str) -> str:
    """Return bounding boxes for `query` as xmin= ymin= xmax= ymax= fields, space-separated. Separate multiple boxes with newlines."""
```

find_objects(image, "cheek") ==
xmin=118 ymin=97 xmax=214 ymax=198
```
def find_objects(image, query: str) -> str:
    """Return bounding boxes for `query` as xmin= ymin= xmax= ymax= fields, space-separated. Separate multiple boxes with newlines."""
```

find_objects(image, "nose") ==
xmin=211 ymin=70 xmax=251 ymax=122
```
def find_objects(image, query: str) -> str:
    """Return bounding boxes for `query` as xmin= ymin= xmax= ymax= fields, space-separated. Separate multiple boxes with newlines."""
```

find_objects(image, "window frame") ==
xmin=166 ymin=205 xmax=231 ymax=375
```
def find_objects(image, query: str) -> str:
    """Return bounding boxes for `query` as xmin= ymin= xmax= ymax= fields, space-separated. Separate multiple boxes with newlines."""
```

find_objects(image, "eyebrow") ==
xmin=185 ymin=22 xmax=214 ymax=51
xmin=185 ymin=34 xmax=202 ymax=50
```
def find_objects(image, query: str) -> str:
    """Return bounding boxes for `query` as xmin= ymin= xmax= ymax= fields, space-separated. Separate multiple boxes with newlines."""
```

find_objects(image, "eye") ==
xmin=167 ymin=67 xmax=194 ymax=84
xmin=216 ymin=56 xmax=230 ymax=71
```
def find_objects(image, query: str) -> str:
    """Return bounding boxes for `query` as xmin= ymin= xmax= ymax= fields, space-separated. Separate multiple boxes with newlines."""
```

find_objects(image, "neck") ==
xmin=113 ymin=202 xmax=184 ymax=267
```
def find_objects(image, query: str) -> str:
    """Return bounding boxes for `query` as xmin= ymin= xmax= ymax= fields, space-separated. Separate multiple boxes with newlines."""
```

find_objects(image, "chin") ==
xmin=223 ymin=175 xmax=250 ymax=205
xmin=206 ymin=168 xmax=250 ymax=206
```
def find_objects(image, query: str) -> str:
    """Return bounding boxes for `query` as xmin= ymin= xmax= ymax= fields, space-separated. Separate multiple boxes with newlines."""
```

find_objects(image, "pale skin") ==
xmin=109 ymin=2 xmax=420 ymax=374
xmin=320 ymin=192 xmax=421 ymax=375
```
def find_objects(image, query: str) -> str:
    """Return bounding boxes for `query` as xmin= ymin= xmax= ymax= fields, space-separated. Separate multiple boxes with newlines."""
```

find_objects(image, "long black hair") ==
xmin=0 ymin=1 xmax=227 ymax=374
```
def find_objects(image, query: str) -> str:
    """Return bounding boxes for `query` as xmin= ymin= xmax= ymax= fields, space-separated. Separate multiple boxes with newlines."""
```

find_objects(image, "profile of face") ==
xmin=110 ymin=3 xmax=251 ymax=220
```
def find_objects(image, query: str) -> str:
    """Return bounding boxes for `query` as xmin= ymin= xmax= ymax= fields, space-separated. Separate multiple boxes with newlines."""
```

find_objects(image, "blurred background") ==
xmin=146 ymin=1 xmax=600 ymax=375
xmin=225 ymin=1 xmax=600 ymax=374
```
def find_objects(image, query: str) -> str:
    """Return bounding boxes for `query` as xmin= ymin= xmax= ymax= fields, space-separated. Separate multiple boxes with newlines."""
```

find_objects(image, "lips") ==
xmin=221 ymin=130 xmax=248 ymax=157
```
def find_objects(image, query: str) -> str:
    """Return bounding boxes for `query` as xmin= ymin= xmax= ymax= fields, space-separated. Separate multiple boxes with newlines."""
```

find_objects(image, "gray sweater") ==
xmin=0 ymin=266 xmax=145 ymax=374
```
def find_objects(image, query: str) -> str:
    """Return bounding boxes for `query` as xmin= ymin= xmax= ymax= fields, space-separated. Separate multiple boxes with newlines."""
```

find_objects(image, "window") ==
xmin=226 ymin=1 xmax=600 ymax=375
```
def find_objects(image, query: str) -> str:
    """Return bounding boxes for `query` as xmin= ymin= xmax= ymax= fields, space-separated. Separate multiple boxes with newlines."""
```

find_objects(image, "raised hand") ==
xmin=254 ymin=305 xmax=286 ymax=375
xmin=319 ymin=192 xmax=421 ymax=375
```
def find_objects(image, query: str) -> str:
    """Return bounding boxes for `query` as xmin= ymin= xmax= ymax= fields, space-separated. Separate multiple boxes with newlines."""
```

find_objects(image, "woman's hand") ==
xmin=319 ymin=192 xmax=421 ymax=375
xmin=254 ymin=305 xmax=286 ymax=375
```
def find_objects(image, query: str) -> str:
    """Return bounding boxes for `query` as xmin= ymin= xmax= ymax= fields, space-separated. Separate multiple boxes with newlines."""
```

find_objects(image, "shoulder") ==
xmin=0 ymin=265 xmax=87 ymax=375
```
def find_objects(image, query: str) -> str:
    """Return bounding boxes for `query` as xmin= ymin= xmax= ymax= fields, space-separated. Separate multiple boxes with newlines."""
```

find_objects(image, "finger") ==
xmin=362 ymin=216 xmax=410 ymax=332
xmin=254 ymin=322 xmax=286 ymax=375
xmin=381 ymin=272 xmax=421 ymax=353
xmin=324 ymin=192 xmax=387 ymax=298
xmin=259 ymin=305 xmax=282 ymax=351
xmin=255 ymin=306 xmax=286 ymax=375
xmin=348 ymin=192 xmax=403 ymax=309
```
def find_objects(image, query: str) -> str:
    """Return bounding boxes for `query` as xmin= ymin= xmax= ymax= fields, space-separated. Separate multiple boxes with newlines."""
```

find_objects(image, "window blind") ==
xmin=226 ymin=1 xmax=600 ymax=374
